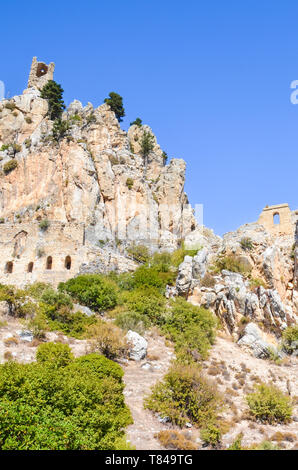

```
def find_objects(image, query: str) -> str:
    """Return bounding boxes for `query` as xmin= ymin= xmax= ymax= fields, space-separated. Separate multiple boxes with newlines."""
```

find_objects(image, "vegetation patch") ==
xmin=0 ymin=343 xmax=132 ymax=450
xmin=144 ymin=363 xmax=222 ymax=427
xmin=246 ymin=383 xmax=292 ymax=424
xmin=3 ymin=159 xmax=18 ymax=175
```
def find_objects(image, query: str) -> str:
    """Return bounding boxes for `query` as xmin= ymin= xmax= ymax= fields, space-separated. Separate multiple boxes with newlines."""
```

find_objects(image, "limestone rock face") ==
xmin=0 ymin=80 xmax=199 ymax=286
xmin=184 ymin=219 xmax=298 ymax=338
xmin=0 ymin=94 xmax=196 ymax=252
xmin=237 ymin=323 xmax=280 ymax=359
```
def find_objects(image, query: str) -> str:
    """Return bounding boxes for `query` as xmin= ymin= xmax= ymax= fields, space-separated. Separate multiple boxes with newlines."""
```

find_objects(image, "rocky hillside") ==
xmin=177 ymin=220 xmax=298 ymax=354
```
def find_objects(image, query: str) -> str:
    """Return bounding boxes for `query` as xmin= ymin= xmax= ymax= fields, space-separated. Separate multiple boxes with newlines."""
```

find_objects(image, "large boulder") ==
xmin=237 ymin=323 xmax=279 ymax=359
xmin=126 ymin=330 xmax=147 ymax=361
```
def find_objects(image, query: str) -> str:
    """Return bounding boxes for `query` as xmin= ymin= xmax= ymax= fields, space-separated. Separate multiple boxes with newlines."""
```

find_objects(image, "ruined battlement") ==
xmin=257 ymin=203 xmax=294 ymax=236
xmin=27 ymin=57 xmax=55 ymax=89
xmin=0 ymin=221 xmax=85 ymax=287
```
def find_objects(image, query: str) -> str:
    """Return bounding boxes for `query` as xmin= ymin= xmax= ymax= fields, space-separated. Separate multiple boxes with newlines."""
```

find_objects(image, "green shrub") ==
xmin=104 ymin=92 xmax=125 ymax=122
xmin=3 ymin=159 xmax=18 ymax=175
xmin=52 ymin=118 xmax=70 ymax=141
xmin=200 ymin=424 xmax=222 ymax=447
xmin=163 ymin=298 xmax=217 ymax=360
xmin=126 ymin=177 xmax=134 ymax=190
xmin=214 ymin=254 xmax=252 ymax=274
xmin=0 ymin=350 xmax=132 ymax=449
xmin=240 ymin=237 xmax=253 ymax=251
xmin=246 ymin=383 xmax=292 ymax=424
xmin=170 ymin=244 xmax=199 ymax=267
xmin=39 ymin=219 xmax=50 ymax=231
xmin=115 ymin=311 xmax=150 ymax=335
xmin=40 ymin=80 xmax=65 ymax=121
xmin=36 ymin=342 xmax=74 ymax=368
xmin=282 ymin=324 xmax=298 ymax=354
xmin=144 ymin=363 xmax=222 ymax=427
xmin=132 ymin=265 xmax=165 ymax=290
xmin=127 ymin=244 xmax=149 ymax=263
xmin=59 ymin=274 xmax=118 ymax=312
xmin=0 ymin=144 xmax=10 ymax=151
xmin=121 ymin=287 xmax=166 ymax=325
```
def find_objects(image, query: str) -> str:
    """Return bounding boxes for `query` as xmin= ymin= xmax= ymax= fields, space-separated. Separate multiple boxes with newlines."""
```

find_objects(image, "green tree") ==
xmin=130 ymin=117 xmax=142 ymax=127
xmin=40 ymin=80 xmax=65 ymax=120
xmin=140 ymin=131 xmax=154 ymax=159
xmin=104 ymin=92 xmax=125 ymax=122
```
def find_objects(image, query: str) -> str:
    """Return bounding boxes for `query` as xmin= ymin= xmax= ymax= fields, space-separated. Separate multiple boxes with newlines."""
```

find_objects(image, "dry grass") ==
xmin=4 ymin=336 xmax=19 ymax=346
xmin=155 ymin=430 xmax=197 ymax=450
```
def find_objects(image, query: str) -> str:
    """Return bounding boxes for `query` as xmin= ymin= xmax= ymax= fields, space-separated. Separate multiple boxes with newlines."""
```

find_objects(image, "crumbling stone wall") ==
xmin=257 ymin=204 xmax=294 ymax=236
xmin=27 ymin=57 xmax=55 ymax=89
xmin=0 ymin=221 xmax=137 ymax=288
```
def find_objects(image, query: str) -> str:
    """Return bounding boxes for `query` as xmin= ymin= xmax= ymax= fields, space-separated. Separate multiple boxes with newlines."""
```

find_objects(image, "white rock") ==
xmin=126 ymin=330 xmax=147 ymax=361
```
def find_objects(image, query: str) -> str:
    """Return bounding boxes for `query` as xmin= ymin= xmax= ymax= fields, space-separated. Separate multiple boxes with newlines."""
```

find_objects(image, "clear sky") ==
xmin=1 ymin=0 xmax=297 ymax=235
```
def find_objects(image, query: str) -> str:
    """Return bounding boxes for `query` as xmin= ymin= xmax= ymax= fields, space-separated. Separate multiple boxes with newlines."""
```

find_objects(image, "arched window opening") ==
xmin=273 ymin=213 xmax=280 ymax=225
xmin=46 ymin=256 xmax=52 ymax=270
xmin=28 ymin=262 xmax=34 ymax=273
xmin=5 ymin=261 xmax=13 ymax=274
xmin=65 ymin=256 xmax=71 ymax=270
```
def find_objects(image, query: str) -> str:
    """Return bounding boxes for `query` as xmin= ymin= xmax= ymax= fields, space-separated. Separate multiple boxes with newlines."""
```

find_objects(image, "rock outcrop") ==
xmin=0 ymin=59 xmax=199 ymax=286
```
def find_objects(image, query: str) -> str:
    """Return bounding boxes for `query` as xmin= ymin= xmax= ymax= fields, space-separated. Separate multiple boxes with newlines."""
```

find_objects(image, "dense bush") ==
xmin=36 ymin=342 xmax=74 ymax=368
xmin=3 ymin=159 xmax=18 ymax=175
xmin=200 ymin=424 xmax=221 ymax=446
xmin=59 ymin=275 xmax=118 ymax=312
xmin=0 ymin=345 xmax=132 ymax=449
xmin=240 ymin=237 xmax=253 ymax=251
xmin=87 ymin=321 xmax=129 ymax=359
xmin=282 ymin=324 xmax=298 ymax=354
xmin=246 ymin=383 xmax=292 ymax=424
xmin=126 ymin=244 xmax=150 ymax=263
xmin=126 ymin=177 xmax=134 ymax=190
xmin=115 ymin=311 xmax=150 ymax=335
xmin=132 ymin=265 xmax=165 ymax=290
xmin=162 ymin=298 xmax=217 ymax=360
xmin=26 ymin=283 xmax=97 ymax=338
xmin=52 ymin=118 xmax=70 ymax=141
xmin=120 ymin=287 xmax=166 ymax=325
xmin=214 ymin=254 xmax=252 ymax=274
xmin=144 ymin=363 xmax=222 ymax=427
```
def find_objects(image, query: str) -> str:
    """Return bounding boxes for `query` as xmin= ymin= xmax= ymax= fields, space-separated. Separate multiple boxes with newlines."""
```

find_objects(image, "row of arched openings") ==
xmin=4 ymin=256 xmax=72 ymax=274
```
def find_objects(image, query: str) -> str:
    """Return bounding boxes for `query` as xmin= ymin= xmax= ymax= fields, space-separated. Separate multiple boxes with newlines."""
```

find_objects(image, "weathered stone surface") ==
xmin=126 ymin=330 xmax=147 ymax=361
xmin=237 ymin=323 xmax=279 ymax=359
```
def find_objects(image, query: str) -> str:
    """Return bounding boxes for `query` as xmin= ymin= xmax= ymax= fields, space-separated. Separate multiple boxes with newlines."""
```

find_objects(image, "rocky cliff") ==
xmin=0 ymin=90 xmax=198 ymax=252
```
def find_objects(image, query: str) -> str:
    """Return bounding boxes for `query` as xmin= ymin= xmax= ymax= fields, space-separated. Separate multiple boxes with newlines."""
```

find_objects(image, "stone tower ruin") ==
xmin=27 ymin=57 xmax=55 ymax=89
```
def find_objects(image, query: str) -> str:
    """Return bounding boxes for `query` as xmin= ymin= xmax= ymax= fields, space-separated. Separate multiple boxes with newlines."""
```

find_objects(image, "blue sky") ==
xmin=1 ymin=0 xmax=298 ymax=235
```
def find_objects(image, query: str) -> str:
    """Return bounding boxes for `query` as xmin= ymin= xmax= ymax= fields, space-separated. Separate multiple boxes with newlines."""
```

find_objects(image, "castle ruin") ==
xmin=27 ymin=57 xmax=55 ymax=89
xmin=257 ymin=203 xmax=294 ymax=236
